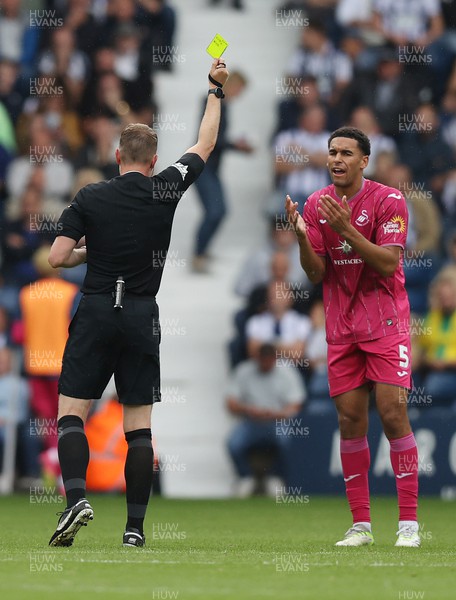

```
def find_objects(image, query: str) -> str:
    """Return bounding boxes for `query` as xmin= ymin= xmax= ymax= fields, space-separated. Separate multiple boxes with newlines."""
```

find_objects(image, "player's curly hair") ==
xmin=328 ymin=127 xmax=371 ymax=156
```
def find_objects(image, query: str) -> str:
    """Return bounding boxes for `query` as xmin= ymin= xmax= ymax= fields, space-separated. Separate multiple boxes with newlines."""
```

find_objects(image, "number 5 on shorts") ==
xmin=397 ymin=344 xmax=409 ymax=377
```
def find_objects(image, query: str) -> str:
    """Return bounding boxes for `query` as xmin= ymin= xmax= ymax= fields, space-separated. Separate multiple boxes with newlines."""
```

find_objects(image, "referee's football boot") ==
xmin=49 ymin=498 xmax=94 ymax=547
xmin=335 ymin=523 xmax=374 ymax=546
xmin=123 ymin=528 xmax=146 ymax=547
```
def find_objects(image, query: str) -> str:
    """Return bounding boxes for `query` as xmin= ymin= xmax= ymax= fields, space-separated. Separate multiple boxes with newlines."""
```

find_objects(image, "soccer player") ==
xmin=285 ymin=127 xmax=420 ymax=547
xmin=46 ymin=58 xmax=229 ymax=547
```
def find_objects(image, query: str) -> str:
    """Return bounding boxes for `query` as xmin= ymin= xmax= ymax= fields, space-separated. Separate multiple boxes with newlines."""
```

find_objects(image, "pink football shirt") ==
xmin=303 ymin=178 xmax=410 ymax=344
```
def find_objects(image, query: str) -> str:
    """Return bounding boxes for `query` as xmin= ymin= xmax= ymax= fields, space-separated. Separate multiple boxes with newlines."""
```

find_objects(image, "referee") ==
xmin=48 ymin=58 xmax=229 ymax=548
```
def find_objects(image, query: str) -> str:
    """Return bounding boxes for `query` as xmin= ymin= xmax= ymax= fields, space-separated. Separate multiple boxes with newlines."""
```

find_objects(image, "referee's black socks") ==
xmin=58 ymin=415 xmax=90 ymax=509
xmin=124 ymin=428 xmax=154 ymax=534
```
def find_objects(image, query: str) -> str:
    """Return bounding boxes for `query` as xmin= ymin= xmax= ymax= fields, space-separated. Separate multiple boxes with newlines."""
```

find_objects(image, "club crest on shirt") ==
xmin=383 ymin=215 xmax=406 ymax=234
xmin=355 ymin=210 xmax=369 ymax=226
xmin=171 ymin=162 xmax=188 ymax=181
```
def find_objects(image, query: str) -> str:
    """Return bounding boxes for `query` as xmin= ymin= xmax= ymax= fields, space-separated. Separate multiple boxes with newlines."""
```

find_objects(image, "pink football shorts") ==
xmin=327 ymin=332 xmax=412 ymax=398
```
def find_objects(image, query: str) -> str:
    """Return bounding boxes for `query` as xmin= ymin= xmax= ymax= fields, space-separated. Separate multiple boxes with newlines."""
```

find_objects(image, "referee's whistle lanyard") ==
xmin=114 ymin=276 xmax=125 ymax=309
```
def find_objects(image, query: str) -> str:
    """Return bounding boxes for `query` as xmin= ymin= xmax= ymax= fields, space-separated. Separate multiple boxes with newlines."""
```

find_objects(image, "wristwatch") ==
xmin=208 ymin=87 xmax=225 ymax=99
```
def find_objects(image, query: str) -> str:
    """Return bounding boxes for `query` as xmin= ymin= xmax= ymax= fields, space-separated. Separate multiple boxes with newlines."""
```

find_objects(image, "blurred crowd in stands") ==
xmin=1 ymin=0 xmax=456 ymax=491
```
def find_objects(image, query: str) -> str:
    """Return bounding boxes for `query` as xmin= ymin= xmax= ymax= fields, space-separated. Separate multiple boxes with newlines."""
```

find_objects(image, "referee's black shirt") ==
xmin=57 ymin=152 xmax=205 ymax=296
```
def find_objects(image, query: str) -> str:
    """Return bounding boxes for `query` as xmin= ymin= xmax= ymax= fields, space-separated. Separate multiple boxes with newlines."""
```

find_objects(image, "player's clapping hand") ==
xmin=209 ymin=58 xmax=229 ymax=87
xmin=285 ymin=194 xmax=307 ymax=240
xmin=318 ymin=194 xmax=351 ymax=236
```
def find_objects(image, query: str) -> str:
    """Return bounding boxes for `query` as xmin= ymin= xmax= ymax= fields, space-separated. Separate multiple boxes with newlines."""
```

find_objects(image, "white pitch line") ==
xmin=369 ymin=563 xmax=456 ymax=568
xmin=2 ymin=557 xmax=454 ymax=569
xmin=78 ymin=558 xmax=217 ymax=565
xmin=262 ymin=561 xmax=456 ymax=568
xmin=0 ymin=556 xmax=217 ymax=565
xmin=10 ymin=583 xmax=169 ymax=595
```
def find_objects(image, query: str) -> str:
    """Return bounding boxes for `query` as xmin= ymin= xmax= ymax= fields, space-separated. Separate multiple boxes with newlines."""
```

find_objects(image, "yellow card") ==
xmin=206 ymin=34 xmax=229 ymax=59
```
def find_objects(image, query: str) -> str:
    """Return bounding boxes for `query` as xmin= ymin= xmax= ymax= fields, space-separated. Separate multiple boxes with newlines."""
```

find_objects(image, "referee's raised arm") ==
xmin=186 ymin=58 xmax=230 ymax=162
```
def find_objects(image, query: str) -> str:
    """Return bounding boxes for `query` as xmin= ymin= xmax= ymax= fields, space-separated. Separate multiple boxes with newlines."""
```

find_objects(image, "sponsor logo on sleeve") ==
xmin=383 ymin=215 xmax=406 ymax=234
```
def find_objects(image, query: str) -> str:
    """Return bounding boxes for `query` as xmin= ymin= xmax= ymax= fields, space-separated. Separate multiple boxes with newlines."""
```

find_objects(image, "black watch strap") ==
xmin=208 ymin=88 xmax=225 ymax=99
xmin=208 ymin=74 xmax=223 ymax=88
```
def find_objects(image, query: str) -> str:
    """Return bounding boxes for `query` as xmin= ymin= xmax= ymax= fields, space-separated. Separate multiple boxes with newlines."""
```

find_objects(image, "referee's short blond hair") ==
xmin=119 ymin=123 xmax=158 ymax=165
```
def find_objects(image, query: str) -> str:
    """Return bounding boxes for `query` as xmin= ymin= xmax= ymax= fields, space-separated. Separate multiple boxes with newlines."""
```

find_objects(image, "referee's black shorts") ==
xmin=59 ymin=293 xmax=161 ymax=405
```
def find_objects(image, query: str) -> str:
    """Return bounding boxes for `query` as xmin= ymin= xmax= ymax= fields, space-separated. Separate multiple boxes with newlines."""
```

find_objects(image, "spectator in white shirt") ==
xmin=246 ymin=280 xmax=312 ymax=365
xmin=372 ymin=0 xmax=443 ymax=47
xmin=38 ymin=27 xmax=90 ymax=104
xmin=6 ymin=114 xmax=74 ymax=205
xmin=287 ymin=21 xmax=353 ymax=107
xmin=226 ymin=343 xmax=305 ymax=497
xmin=349 ymin=106 xmax=397 ymax=178
xmin=274 ymin=104 xmax=330 ymax=212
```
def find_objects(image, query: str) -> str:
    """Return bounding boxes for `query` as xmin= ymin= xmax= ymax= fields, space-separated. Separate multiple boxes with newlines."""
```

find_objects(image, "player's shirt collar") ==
xmin=334 ymin=177 xmax=366 ymax=203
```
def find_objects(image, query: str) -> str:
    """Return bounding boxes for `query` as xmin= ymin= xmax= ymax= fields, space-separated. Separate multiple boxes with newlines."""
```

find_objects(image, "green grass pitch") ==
xmin=0 ymin=495 xmax=454 ymax=600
